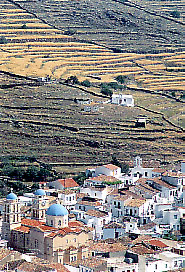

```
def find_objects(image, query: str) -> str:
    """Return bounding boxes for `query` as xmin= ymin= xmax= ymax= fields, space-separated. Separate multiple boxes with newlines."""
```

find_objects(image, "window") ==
xmin=74 ymin=238 xmax=76 ymax=242
xmin=165 ymin=264 xmax=168 ymax=268
xmin=50 ymin=220 xmax=53 ymax=226
xmin=155 ymin=264 xmax=157 ymax=269
xmin=58 ymin=220 xmax=61 ymax=226
xmin=26 ymin=238 xmax=29 ymax=245
xmin=145 ymin=172 xmax=148 ymax=177
xmin=174 ymin=214 xmax=178 ymax=219
xmin=35 ymin=239 xmax=38 ymax=248
xmin=69 ymin=197 xmax=71 ymax=201
xmin=174 ymin=261 xmax=177 ymax=267
xmin=73 ymin=196 xmax=75 ymax=200
xmin=66 ymin=239 xmax=68 ymax=243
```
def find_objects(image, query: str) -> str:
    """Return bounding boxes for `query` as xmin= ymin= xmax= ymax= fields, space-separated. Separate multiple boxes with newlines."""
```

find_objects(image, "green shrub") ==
xmin=0 ymin=36 xmax=8 ymax=44
xmin=81 ymin=80 xmax=91 ymax=87
xmin=115 ymin=75 xmax=126 ymax=84
xmin=170 ymin=10 xmax=180 ymax=18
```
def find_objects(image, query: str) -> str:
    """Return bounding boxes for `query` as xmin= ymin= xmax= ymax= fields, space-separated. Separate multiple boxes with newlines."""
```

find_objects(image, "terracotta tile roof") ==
xmin=138 ymin=222 xmax=157 ymax=231
xmin=47 ymin=226 xmax=86 ymax=238
xmin=90 ymin=241 xmax=127 ymax=253
xmin=124 ymin=198 xmax=146 ymax=207
xmin=68 ymin=221 xmax=84 ymax=228
xmin=102 ymin=164 xmax=120 ymax=170
xmin=86 ymin=175 xmax=121 ymax=183
xmin=17 ymin=261 xmax=70 ymax=272
xmin=153 ymin=177 xmax=176 ymax=189
xmin=59 ymin=189 xmax=76 ymax=195
xmin=14 ymin=226 xmax=30 ymax=233
xmin=162 ymin=171 xmax=184 ymax=178
xmin=132 ymin=235 xmax=153 ymax=244
xmin=120 ymin=190 xmax=144 ymax=199
xmin=148 ymin=239 xmax=168 ymax=248
xmin=132 ymin=183 xmax=159 ymax=195
xmin=86 ymin=209 xmax=108 ymax=218
xmin=70 ymin=257 xmax=107 ymax=269
xmin=37 ymin=225 xmax=57 ymax=232
xmin=103 ymin=222 xmax=124 ymax=229
xmin=21 ymin=218 xmax=45 ymax=227
xmin=152 ymin=168 xmax=166 ymax=173
xmin=57 ymin=178 xmax=79 ymax=188
xmin=76 ymin=192 xmax=87 ymax=199
xmin=130 ymin=244 xmax=155 ymax=255
xmin=78 ymin=200 xmax=101 ymax=206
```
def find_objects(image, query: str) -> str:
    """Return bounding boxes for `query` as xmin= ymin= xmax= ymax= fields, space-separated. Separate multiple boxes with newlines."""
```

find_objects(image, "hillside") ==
xmin=0 ymin=0 xmax=184 ymax=171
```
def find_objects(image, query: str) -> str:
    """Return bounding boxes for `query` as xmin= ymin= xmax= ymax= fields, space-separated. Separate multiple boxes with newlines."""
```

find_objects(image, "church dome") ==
xmin=46 ymin=204 xmax=68 ymax=216
xmin=6 ymin=192 xmax=17 ymax=200
xmin=34 ymin=189 xmax=46 ymax=196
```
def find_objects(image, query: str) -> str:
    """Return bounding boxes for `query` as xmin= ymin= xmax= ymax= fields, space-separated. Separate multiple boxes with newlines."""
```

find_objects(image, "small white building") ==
xmin=130 ymin=156 xmax=154 ymax=183
xmin=81 ymin=209 xmax=112 ymax=239
xmin=94 ymin=164 xmax=121 ymax=178
xmin=138 ymin=255 xmax=168 ymax=272
xmin=103 ymin=222 xmax=125 ymax=239
xmin=157 ymin=251 xmax=185 ymax=270
xmin=80 ymin=185 xmax=108 ymax=204
xmin=58 ymin=190 xmax=77 ymax=211
xmin=124 ymin=198 xmax=153 ymax=224
xmin=111 ymin=94 xmax=134 ymax=107
xmin=107 ymin=257 xmax=138 ymax=272
xmin=49 ymin=178 xmax=79 ymax=190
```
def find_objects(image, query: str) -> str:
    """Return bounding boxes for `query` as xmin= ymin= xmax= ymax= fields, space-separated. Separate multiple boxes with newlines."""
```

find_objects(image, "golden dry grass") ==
xmin=0 ymin=2 xmax=184 ymax=91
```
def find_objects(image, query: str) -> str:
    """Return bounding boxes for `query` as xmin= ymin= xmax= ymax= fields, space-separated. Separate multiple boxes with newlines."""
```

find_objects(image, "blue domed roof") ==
xmin=6 ymin=192 xmax=17 ymax=200
xmin=35 ymin=189 xmax=46 ymax=196
xmin=46 ymin=204 xmax=68 ymax=216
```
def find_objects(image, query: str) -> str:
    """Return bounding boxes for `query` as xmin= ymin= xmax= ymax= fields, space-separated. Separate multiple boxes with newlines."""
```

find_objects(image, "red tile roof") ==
xmin=102 ymin=164 xmax=120 ymax=170
xmin=14 ymin=226 xmax=30 ymax=233
xmin=86 ymin=175 xmax=121 ymax=183
xmin=68 ymin=221 xmax=84 ymax=228
xmin=57 ymin=178 xmax=79 ymax=188
xmin=86 ymin=209 xmax=108 ymax=218
xmin=149 ymin=239 xmax=168 ymax=248
xmin=37 ymin=225 xmax=57 ymax=232
xmin=152 ymin=168 xmax=166 ymax=173
xmin=21 ymin=218 xmax=45 ymax=227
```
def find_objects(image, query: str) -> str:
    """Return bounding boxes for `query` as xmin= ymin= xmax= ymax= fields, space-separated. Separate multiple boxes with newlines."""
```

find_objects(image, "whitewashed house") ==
xmin=49 ymin=178 xmax=79 ymax=190
xmin=162 ymin=170 xmax=184 ymax=199
xmin=111 ymin=94 xmax=134 ymax=107
xmin=81 ymin=209 xmax=112 ymax=239
xmin=130 ymin=156 xmax=155 ymax=183
xmin=94 ymin=164 xmax=121 ymax=178
xmin=80 ymin=185 xmax=108 ymax=204
xmin=58 ymin=190 xmax=77 ymax=211
xmin=103 ymin=222 xmax=125 ymax=239
xmin=138 ymin=255 xmax=169 ymax=272
xmin=147 ymin=178 xmax=178 ymax=204
xmin=107 ymin=257 xmax=138 ymax=272
xmin=157 ymin=251 xmax=185 ymax=270
xmin=124 ymin=198 xmax=153 ymax=224
xmin=161 ymin=208 xmax=180 ymax=231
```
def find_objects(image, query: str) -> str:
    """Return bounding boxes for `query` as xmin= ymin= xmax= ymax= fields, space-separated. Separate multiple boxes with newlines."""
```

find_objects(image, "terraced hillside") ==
xmin=0 ymin=0 xmax=184 ymax=169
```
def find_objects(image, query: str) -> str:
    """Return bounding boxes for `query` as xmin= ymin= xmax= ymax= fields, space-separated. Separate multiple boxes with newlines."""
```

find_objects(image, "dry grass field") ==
xmin=0 ymin=0 xmax=184 ymax=169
